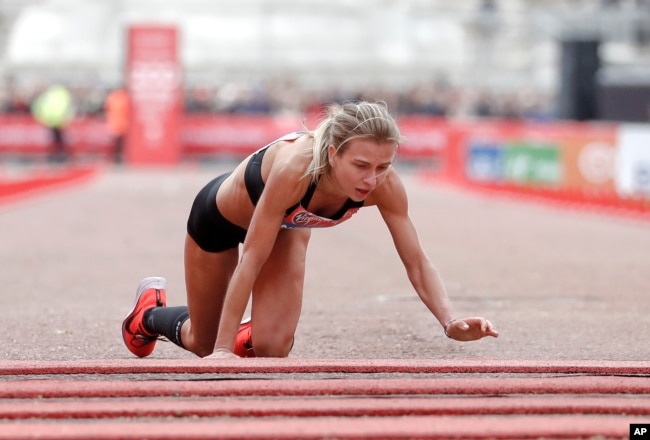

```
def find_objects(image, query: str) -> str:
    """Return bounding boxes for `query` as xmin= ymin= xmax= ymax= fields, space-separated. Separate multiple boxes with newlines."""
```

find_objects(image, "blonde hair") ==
xmin=303 ymin=101 xmax=404 ymax=183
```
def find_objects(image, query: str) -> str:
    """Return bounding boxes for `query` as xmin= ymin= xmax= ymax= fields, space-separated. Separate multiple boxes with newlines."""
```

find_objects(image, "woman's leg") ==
xmin=248 ymin=228 xmax=311 ymax=357
xmin=180 ymin=234 xmax=239 ymax=357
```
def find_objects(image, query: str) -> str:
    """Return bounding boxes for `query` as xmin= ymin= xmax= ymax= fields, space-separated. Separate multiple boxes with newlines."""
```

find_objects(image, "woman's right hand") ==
xmin=206 ymin=348 xmax=239 ymax=359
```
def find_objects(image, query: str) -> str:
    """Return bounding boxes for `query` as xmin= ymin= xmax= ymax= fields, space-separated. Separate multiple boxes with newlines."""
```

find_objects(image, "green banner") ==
xmin=503 ymin=142 xmax=561 ymax=186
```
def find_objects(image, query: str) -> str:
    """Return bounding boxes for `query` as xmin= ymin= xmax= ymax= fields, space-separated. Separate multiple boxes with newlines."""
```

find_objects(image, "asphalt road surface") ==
xmin=2 ymin=164 xmax=648 ymax=362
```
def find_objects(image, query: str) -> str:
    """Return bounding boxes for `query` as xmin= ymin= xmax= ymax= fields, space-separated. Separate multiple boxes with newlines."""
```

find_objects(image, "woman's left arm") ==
xmin=375 ymin=172 xmax=498 ymax=342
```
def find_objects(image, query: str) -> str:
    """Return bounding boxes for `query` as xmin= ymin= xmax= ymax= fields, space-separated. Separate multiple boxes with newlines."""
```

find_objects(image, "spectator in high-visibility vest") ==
xmin=104 ymin=86 xmax=130 ymax=164
xmin=31 ymin=84 xmax=74 ymax=163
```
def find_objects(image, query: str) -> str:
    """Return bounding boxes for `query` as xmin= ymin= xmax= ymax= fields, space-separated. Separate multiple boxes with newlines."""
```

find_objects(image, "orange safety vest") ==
xmin=105 ymin=89 xmax=130 ymax=136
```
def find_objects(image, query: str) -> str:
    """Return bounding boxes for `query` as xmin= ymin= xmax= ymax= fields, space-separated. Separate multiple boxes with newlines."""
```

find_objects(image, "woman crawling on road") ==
xmin=122 ymin=100 xmax=498 ymax=359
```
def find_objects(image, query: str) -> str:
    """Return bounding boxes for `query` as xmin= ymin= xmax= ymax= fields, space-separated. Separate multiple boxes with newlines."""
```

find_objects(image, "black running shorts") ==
xmin=186 ymin=172 xmax=247 ymax=253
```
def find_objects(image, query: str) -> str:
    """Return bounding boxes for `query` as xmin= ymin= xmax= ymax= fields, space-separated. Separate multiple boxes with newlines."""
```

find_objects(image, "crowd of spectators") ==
xmin=0 ymin=76 xmax=556 ymax=122
xmin=182 ymin=79 xmax=555 ymax=121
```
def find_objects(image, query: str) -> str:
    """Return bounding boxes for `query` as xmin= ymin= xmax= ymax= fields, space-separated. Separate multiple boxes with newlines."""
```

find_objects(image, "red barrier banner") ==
xmin=0 ymin=115 xmax=49 ymax=153
xmin=182 ymin=114 xmax=450 ymax=159
xmin=0 ymin=115 xmax=112 ymax=156
xmin=125 ymin=25 xmax=182 ymax=165
xmin=0 ymin=114 xmax=452 ymax=160
xmin=0 ymin=112 xmax=645 ymax=205
xmin=457 ymin=120 xmax=619 ymax=193
xmin=182 ymin=114 xmax=300 ymax=157
xmin=397 ymin=116 xmax=449 ymax=159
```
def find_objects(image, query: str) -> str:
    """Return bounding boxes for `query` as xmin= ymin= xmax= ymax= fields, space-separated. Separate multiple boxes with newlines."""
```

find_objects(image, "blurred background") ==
xmin=1 ymin=0 xmax=649 ymax=121
xmin=0 ymin=0 xmax=649 ymax=209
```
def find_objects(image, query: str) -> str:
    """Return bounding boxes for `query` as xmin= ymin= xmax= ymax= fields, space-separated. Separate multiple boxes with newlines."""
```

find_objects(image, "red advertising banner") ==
xmin=125 ymin=25 xmax=182 ymax=165
xmin=182 ymin=114 xmax=300 ymax=157
xmin=180 ymin=114 xmax=452 ymax=159
xmin=0 ymin=115 xmax=112 ymax=156
xmin=397 ymin=116 xmax=449 ymax=159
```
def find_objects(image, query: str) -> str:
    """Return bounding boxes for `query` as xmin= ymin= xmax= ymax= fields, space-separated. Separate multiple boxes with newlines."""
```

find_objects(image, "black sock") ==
xmin=143 ymin=306 xmax=189 ymax=349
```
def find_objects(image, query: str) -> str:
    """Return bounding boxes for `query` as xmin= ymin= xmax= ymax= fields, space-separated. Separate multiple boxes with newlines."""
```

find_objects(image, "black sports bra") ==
xmin=243 ymin=133 xmax=364 ymax=229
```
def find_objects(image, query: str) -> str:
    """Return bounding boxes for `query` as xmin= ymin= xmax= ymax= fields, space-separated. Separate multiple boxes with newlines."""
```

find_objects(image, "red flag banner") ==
xmin=125 ymin=25 xmax=182 ymax=165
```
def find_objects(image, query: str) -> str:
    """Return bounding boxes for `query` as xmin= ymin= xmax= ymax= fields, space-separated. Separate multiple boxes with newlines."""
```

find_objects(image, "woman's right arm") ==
xmin=213 ymin=155 xmax=307 ymax=355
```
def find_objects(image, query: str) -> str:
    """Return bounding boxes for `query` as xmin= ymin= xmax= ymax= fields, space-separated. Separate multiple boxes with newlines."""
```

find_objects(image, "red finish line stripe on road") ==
xmin=1 ymin=396 xmax=649 ymax=420
xmin=0 ymin=166 xmax=100 ymax=206
xmin=2 ymin=358 xmax=650 ymax=375
xmin=2 ymin=376 xmax=649 ymax=399
xmin=0 ymin=415 xmax=638 ymax=440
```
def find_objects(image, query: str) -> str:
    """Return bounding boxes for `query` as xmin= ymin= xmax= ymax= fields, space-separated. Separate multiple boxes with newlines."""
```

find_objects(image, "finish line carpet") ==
xmin=1 ymin=359 xmax=648 ymax=439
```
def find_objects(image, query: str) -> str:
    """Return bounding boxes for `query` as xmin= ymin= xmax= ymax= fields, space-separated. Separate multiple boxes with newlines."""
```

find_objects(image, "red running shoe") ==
xmin=234 ymin=317 xmax=255 ymax=357
xmin=122 ymin=277 xmax=167 ymax=357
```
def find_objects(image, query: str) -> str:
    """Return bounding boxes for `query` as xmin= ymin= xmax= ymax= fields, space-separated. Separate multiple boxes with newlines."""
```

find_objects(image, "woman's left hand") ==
xmin=444 ymin=317 xmax=499 ymax=341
